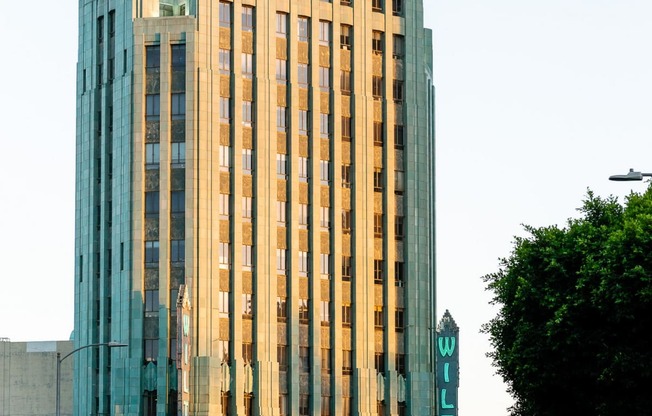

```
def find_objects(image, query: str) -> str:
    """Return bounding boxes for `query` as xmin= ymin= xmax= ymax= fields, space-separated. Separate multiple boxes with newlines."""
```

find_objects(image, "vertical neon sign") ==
xmin=436 ymin=310 xmax=459 ymax=416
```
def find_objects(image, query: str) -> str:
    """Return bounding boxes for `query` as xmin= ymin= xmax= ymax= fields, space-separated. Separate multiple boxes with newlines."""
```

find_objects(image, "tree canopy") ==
xmin=482 ymin=186 xmax=652 ymax=416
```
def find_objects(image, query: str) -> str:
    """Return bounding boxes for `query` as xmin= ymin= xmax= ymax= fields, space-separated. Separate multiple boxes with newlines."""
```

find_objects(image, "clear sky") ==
xmin=1 ymin=1 xmax=652 ymax=415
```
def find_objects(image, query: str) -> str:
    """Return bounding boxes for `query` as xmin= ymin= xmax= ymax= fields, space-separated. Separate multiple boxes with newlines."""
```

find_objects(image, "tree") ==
xmin=482 ymin=186 xmax=652 ymax=416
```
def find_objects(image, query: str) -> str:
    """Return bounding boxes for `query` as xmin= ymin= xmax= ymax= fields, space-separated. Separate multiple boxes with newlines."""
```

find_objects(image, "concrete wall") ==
xmin=0 ymin=340 xmax=73 ymax=416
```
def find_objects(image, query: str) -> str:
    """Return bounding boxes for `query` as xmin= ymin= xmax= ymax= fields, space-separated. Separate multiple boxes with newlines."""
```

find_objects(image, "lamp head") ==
xmin=609 ymin=168 xmax=643 ymax=181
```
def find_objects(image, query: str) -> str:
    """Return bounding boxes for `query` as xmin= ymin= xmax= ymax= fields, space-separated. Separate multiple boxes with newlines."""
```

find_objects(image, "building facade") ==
xmin=0 ymin=340 xmax=74 ymax=416
xmin=74 ymin=0 xmax=435 ymax=415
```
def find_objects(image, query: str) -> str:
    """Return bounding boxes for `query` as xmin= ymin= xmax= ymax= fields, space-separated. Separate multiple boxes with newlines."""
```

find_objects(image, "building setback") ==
xmin=74 ymin=0 xmax=435 ymax=415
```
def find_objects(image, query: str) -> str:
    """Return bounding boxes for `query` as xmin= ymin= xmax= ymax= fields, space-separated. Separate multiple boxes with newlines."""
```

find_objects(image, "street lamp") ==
xmin=56 ymin=341 xmax=128 ymax=416
xmin=609 ymin=168 xmax=652 ymax=181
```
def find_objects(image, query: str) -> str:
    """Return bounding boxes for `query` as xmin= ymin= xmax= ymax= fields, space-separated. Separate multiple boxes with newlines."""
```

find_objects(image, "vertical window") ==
xmin=342 ymin=210 xmax=351 ymax=233
xmin=277 ymin=346 xmax=288 ymax=374
xmin=374 ymin=306 xmax=384 ymax=328
xmin=241 ymin=53 xmax=254 ymax=78
xmin=242 ymin=149 xmax=254 ymax=174
xmin=170 ymin=240 xmax=185 ymax=263
xmin=219 ymin=242 xmax=231 ymax=268
xmin=394 ymin=125 xmax=404 ymax=148
xmin=395 ymin=216 xmax=404 ymax=239
xmin=393 ymin=80 xmax=404 ymax=101
xmin=146 ymin=94 xmax=160 ymax=120
xmin=372 ymin=0 xmax=383 ymax=12
xmin=320 ymin=206 xmax=330 ymax=229
xmin=340 ymin=70 xmax=352 ymax=95
xmin=395 ymin=309 xmax=404 ymax=332
xmin=395 ymin=261 xmax=404 ymax=286
xmin=242 ymin=343 xmax=253 ymax=363
xmin=298 ymin=110 xmax=309 ymax=135
xmin=276 ymin=59 xmax=288 ymax=83
xmin=277 ymin=154 xmax=288 ymax=178
xmin=145 ymin=143 xmax=160 ymax=169
xmin=392 ymin=0 xmax=403 ymax=16
xmin=320 ymin=114 xmax=330 ymax=138
xmin=242 ymin=6 xmax=254 ymax=31
xmin=342 ymin=304 xmax=352 ymax=326
xmin=372 ymin=31 xmax=384 ymax=54
xmin=393 ymin=35 xmax=405 ymax=58
xmin=277 ymin=297 xmax=288 ymax=322
xmin=276 ymin=13 xmax=288 ymax=37
xmin=242 ymin=196 xmax=253 ymax=220
xmin=299 ymin=394 xmax=310 ymax=416
xmin=242 ymin=293 xmax=253 ymax=318
xmin=373 ymin=122 xmax=384 ymax=145
xmin=219 ymin=2 xmax=231 ymax=27
xmin=220 ymin=145 xmax=231 ymax=171
xmin=374 ymin=213 xmax=383 ymax=237
xmin=277 ymin=106 xmax=288 ymax=131
xmin=319 ymin=21 xmax=331 ymax=45
xmin=342 ymin=164 xmax=352 ymax=188
xmin=171 ymin=191 xmax=185 ymax=213
xmin=299 ymin=204 xmax=309 ymax=229
xmin=218 ymin=291 xmax=229 ymax=317
xmin=320 ymin=301 xmax=330 ymax=325
xmin=277 ymin=249 xmax=287 ymax=274
xmin=242 ymin=245 xmax=253 ymax=269
xmin=219 ymin=194 xmax=230 ymax=219
xmin=299 ymin=252 xmax=309 ymax=276
xmin=242 ymin=101 xmax=253 ymax=126
xmin=298 ymin=17 xmax=310 ymax=42
xmin=144 ymin=339 xmax=158 ymax=363
xmin=374 ymin=259 xmax=384 ymax=283
xmin=277 ymin=201 xmax=287 ymax=225
xmin=299 ymin=299 xmax=310 ymax=324
xmin=145 ymin=241 xmax=159 ymax=265
xmin=298 ymin=63 xmax=309 ymax=87
xmin=322 ymin=350 xmax=332 ymax=376
xmin=299 ymin=157 xmax=309 ymax=181
xmin=220 ymin=97 xmax=230 ymax=122
xmin=342 ymin=349 xmax=352 ymax=374
xmin=145 ymin=289 xmax=159 ymax=316
xmin=374 ymin=169 xmax=384 ymax=191
xmin=171 ymin=44 xmax=186 ymax=69
xmin=171 ymin=93 xmax=185 ymax=119
xmin=342 ymin=256 xmax=352 ymax=280
xmin=219 ymin=49 xmax=231 ymax=74
xmin=171 ymin=142 xmax=185 ymax=167
xmin=372 ymin=76 xmax=383 ymax=98
xmin=340 ymin=25 xmax=352 ymax=49
xmin=374 ymin=352 xmax=385 ymax=373
xmin=396 ymin=353 xmax=406 ymax=375
xmin=320 ymin=253 xmax=331 ymax=280
xmin=320 ymin=160 xmax=330 ymax=184
xmin=319 ymin=67 xmax=330 ymax=91
xmin=341 ymin=116 xmax=352 ymax=140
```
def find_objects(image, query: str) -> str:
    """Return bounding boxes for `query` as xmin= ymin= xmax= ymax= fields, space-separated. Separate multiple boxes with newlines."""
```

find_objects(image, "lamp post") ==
xmin=609 ymin=168 xmax=652 ymax=181
xmin=56 ymin=341 xmax=128 ymax=416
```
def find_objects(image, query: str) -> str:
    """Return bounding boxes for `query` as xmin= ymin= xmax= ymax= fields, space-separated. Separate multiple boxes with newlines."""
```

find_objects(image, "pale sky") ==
xmin=2 ymin=1 xmax=652 ymax=415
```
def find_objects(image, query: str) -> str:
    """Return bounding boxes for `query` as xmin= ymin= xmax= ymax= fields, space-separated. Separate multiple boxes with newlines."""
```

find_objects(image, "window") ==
xmin=299 ymin=251 xmax=309 ymax=276
xmin=299 ymin=394 xmax=310 ymax=416
xmin=298 ymin=110 xmax=309 ymax=135
xmin=277 ymin=201 xmax=287 ymax=225
xmin=393 ymin=35 xmax=405 ymax=58
xmin=241 ymin=53 xmax=254 ymax=78
xmin=372 ymin=76 xmax=383 ymax=99
xmin=276 ymin=59 xmax=287 ymax=84
xmin=374 ymin=306 xmax=384 ymax=328
xmin=396 ymin=353 xmax=406 ymax=375
xmin=242 ymin=245 xmax=253 ymax=269
xmin=338 ymin=256 xmax=352 ymax=285
xmin=298 ymin=17 xmax=310 ymax=42
xmin=277 ymin=344 xmax=288 ymax=370
xmin=145 ymin=289 xmax=159 ymax=316
xmin=395 ymin=216 xmax=404 ymax=239
xmin=298 ymin=63 xmax=309 ymax=87
xmin=219 ymin=2 xmax=231 ymax=27
xmin=277 ymin=106 xmax=288 ymax=131
xmin=242 ymin=293 xmax=253 ymax=318
xmin=146 ymin=46 xmax=160 ymax=68
xmin=280 ymin=395 xmax=289 ymax=416
xmin=372 ymin=31 xmax=384 ymax=54
xmin=319 ymin=67 xmax=330 ymax=91
xmin=242 ymin=101 xmax=253 ymax=126
xmin=342 ymin=304 xmax=352 ymax=326
xmin=319 ymin=21 xmax=331 ymax=45
xmin=342 ymin=210 xmax=351 ymax=233
xmin=145 ymin=241 xmax=159 ymax=265
xmin=299 ymin=298 xmax=309 ymax=324
xmin=219 ymin=49 xmax=231 ymax=74
xmin=374 ymin=259 xmax=384 ymax=283
xmin=242 ymin=342 xmax=253 ymax=362
xmin=322 ymin=349 xmax=332 ymax=375
xmin=242 ymin=149 xmax=254 ymax=174
xmin=373 ymin=122 xmax=384 ymax=145
xmin=277 ymin=154 xmax=288 ymax=178
xmin=340 ymin=25 xmax=352 ymax=49
xmin=218 ymin=291 xmax=229 ymax=317
xmin=340 ymin=70 xmax=352 ymax=95
xmin=277 ymin=249 xmax=287 ymax=274
xmin=219 ymin=242 xmax=231 ymax=268
xmin=320 ymin=160 xmax=330 ymax=184
xmin=145 ymin=191 xmax=159 ymax=217
xmin=146 ymin=94 xmax=160 ymax=120
xmin=395 ymin=261 xmax=404 ymax=286
xmin=320 ymin=206 xmax=330 ymax=230
xmin=299 ymin=204 xmax=309 ymax=229
xmin=374 ymin=169 xmax=384 ymax=191
xmin=320 ymin=253 xmax=331 ymax=279
xmin=392 ymin=0 xmax=403 ymax=16
xmin=342 ymin=349 xmax=352 ymax=374
xmin=219 ymin=193 xmax=230 ymax=219
xmin=375 ymin=352 xmax=385 ymax=373
xmin=171 ymin=191 xmax=185 ymax=213
xmin=372 ymin=0 xmax=383 ymax=12
xmin=320 ymin=301 xmax=330 ymax=325
xmin=299 ymin=157 xmax=309 ymax=182
xmin=144 ymin=339 xmax=158 ymax=362
xmin=374 ymin=213 xmax=383 ymax=237
xmin=171 ymin=44 xmax=186 ymax=69
xmin=145 ymin=139 xmax=159 ymax=167
xmin=277 ymin=297 xmax=288 ymax=322
xmin=171 ymin=142 xmax=185 ymax=167
xmin=395 ymin=309 xmax=404 ymax=332
xmin=299 ymin=346 xmax=310 ymax=373
xmin=220 ymin=97 xmax=230 ymax=123
xmin=242 ymin=6 xmax=254 ymax=31
xmin=393 ymin=80 xmax=404 ymax=101
xmin=320 ymin=114 xmax=331 ymax=139
xmin=276 ymin=13 xmax=288 ymax=37
xmin=219 ymin=145 xmax=231 ymax=171
xmin=342 ymin=165 xmax=352 ymax=188
xmin=394 ymin=125 xmax=404 ymax=148
xmin=97 ymin=16 xmax=104 ymax=42
xmin=242 ymin=196 xmax=253 ymax=220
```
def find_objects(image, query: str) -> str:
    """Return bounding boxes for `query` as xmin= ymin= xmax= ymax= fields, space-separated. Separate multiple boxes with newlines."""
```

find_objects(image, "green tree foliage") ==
xmin=482 ymin=187 xmax=652 ymax=415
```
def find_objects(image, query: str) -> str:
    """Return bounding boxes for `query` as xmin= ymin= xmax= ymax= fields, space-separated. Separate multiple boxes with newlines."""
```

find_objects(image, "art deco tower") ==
xmin=74 ymin=0 xmax=435 ymax=415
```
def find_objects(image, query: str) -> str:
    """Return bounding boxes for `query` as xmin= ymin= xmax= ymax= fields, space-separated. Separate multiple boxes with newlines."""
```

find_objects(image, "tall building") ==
xmin=74 ymin=0 xmax=435 ymax=415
